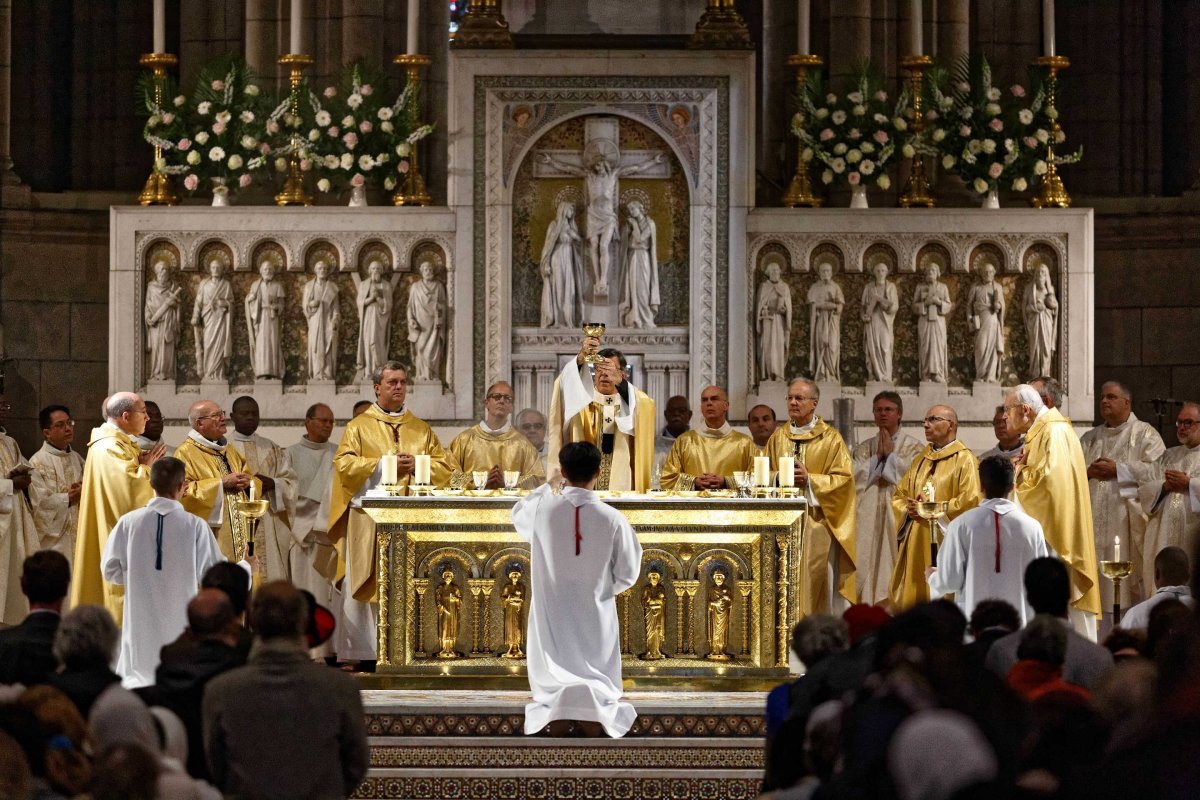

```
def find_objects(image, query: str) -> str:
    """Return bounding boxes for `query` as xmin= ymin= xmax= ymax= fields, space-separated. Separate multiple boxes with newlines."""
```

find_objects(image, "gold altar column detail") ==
xmin=274 ymin=53 xmax=314 ymax=206
xmin=413 ymin=578 xmax=429 ymax=657
xmin=376 ymin=529 xmax=394 ymax=665
xmin=782 ymin=54 xmax=823 ymax=208
xmin=674 ymin=585 xmax=687 ymax=656
xmin=739 ymin=583 xmax=754 ymax=656
xmin=392 ymin=54 xmax=433 ymax=206
xmin=678 ymin=580 xmax=700 ymax=656
xmin=899 ymin=54 xmax=936 ymax=208
xmin=468 ymin=579 xmax=490 ymax=655
xmin=1029 ymin=55 xmax=1072 ymax=208
xmin=776 ymin=536 xmax=789 ymax=667
xmin=451 ymin=0 xmax=515 ymax=49
xmin=619 ymin=589 xmax=632 ymax=654
xmin=138 ymin=52 xmax=179 ymax=206
xmin=687 ymin=0 xmax=754 ymax=50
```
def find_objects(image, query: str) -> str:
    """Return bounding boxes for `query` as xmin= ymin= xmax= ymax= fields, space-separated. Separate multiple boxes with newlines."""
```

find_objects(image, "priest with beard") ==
xmin=448 ymin=382 xmax=545 ymax=489
xmin=229 ymin=395 xmax=298 ymax=583
xmin=659 ymin=385 xmax=756 ymax=491
xmin=1136 ymin=402 xmax=1200 ymax=594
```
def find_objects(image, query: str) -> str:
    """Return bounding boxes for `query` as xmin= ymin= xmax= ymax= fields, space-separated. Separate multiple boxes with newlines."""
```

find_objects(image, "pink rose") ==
xmin=259 ymin=143 xmax=271 ymax=154
xmin=360 ymin=84 xmax=373 ymax=96
xmin=960 ymin=125 xmax=971 ymax=137
xmin=323 ymin=86 xmax=337 ymax=98
xmin=819 ymin=128 xmax=834 ymax=141
xmin=211 ymin=80 xmax=225 ymax=91
xmin=848 ymin=128 xmax=861 ymax=140
xmin=351 ymin=172 xmax=366 ymax=187
xmin=212 ymin=121 xmax=226 ymax=135
xmin=847 ymin=171 xmax=861 ymax=185
xmin=343 ymin=131 xmax=359 ymax=149
xmin=359 ymin=120 xmax=373 ymax=133
xmin=988 ymin=162 xmax=1003 ymax=179
xmin=300 ymin=159 xmax=312 ymax=171
xmin=1011 ymin=85 xmax=1026 ymax=97
xmin=178 ymin=138 xmax=191 ymax=150
xmin=398 ymin=160 xmax=410 ymax=174
xmin=328 ymin=127 xmax=340 ymax=137
xmin=183 ymin=174 xmax=198 ymax=191
xmin=266 ymin=121 xmax=280 ymax=135
xmin=239 ymin=174 xmax=252 ymax=188
xmin=1023 ymin=136 xmax=1038 ymax=148
xmin=989 ymin=118 xmax=1004 ymax=132
xmin=873 ymin=130 xmax=889 ymax=144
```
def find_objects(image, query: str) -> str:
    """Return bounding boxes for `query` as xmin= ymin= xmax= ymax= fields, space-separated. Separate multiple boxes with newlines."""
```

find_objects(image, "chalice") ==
xmin=581 ymin=322 xmax=606 ymax=365
xmin=1100 ymin=559 xmax=1134 ymax=624
xmin=915 ymin=500 xmax=949 ymax=563
xmin=233 ymin=497 xmax=270 ymax=561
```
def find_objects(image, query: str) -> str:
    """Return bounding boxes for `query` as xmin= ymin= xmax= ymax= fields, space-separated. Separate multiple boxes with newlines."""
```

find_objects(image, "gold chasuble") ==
xmin=660 ymin=426 xmax=758 ymax=491
xmin=1015 ymin=408 xmax=1102 ymax=615
xmin=71 ymin=424 xmax=154 ymax=624
xmin=765 ymin=418 xmax=856 ymax=611
xmin=447 ymin=425 xmax=546 ymax=488
xmin=174 ymin=435 xmax=262 ymax=561
xmin=887 ymin=441 xmax=981 ymax=610
xmin=329 ymin=405 xmax=452 ymax=601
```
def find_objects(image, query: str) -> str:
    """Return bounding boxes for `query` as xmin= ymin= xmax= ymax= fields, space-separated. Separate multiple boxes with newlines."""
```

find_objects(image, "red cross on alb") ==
xmin=574 ymin=506 xmax=582 ymax=555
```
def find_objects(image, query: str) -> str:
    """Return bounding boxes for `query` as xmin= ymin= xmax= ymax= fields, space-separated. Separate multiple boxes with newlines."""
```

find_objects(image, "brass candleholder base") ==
xmin=392 ymin=54 xmax=433 ymax=207
xmin=274 ymin=53 xmax=314 ymax=207
xmin=899 ymin=54 xmax=936 ymax=208
xmin=1100 ymin=559 xmax=1133 ymax=623
xmin=687 ymin=0 xmax=754 ymax=50
xmin=138 ymin=52 xmax=179 ymax=206
xmin=783 ymin=54 xmax=823 ymax=208
xmin=451 ymin=0 xmax=515 ymax=49
xmin=1030 ymin=55 xmax=1072 ymax=209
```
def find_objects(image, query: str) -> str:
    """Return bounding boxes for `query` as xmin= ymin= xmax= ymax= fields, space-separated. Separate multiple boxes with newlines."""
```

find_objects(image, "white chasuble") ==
xmin=29 ymin=442 xmax=84 ymax=563
xmin=851 ymin=430 xmax=924 ymax=604
xmin=1136 ymin=444 xmax=1200 ymax=593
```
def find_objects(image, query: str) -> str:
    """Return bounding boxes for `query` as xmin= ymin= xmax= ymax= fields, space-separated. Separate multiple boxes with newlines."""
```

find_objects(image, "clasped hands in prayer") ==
xmin=6 ymin=465 xmax=32 ymax=493
xmin=138 ymin=441 xmax=168 ymax=466
xmin=1086 ymin=457 xmax=1118 ymax=481
xmin=1164 ymin=469 xmax=1192 ymax=494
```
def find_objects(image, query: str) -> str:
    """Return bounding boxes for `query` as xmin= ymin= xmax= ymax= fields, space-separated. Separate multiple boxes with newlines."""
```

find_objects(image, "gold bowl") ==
xmin=915 ymin=500 xmax=949 ymax=521
xmin=1100 ymin=560 xmax=1133 ymax=580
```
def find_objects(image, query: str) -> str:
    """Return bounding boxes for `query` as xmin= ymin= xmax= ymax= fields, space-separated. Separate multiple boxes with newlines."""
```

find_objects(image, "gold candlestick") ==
xmin=451 ymin=0 xmax=515 ymax=49
xmin=782 ymin=54 xmax=823 ymax=208
xmin=274 ymin=53 xmax=314 ymax=207
xmin=138 ymin=52 xmax=179 ymax=206
xmin=392 ymin=54 xmax=432 ymax=207
xmin=1100 ymin=559 xmax=1133 ymax=623
xmin=687 ymin=0 xmax=754 ymax=50
xmin=899 ymin=54 xmax=935 ymax=208
xmin=1030 ymin=55 xmax=1072 ymax=208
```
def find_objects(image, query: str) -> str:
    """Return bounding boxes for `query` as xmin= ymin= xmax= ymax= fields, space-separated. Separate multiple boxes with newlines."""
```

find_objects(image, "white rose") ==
xmin=981 ymin=139 xmax=997 ymax=154
xmin=860 ymin=142 xmax=876 ymax=154
xmin=173 ymin=95 xmax=186 ymax=107
xmin=197 ymin=101 xmax=212 ymax=115
xmin=396 ymin=142 xmax=411 ymax=157
xmin=308 ymin=129 xmax=320 ymax=142
xmin=825 ymin=93 xmax=837 ymax=104
xmin=932 ymin=128 xmax=946 ymax=142
xmin=315 ymin=110 xmax=332 ymax=127
xmin=1035 ymin=129 xmax=1050 ymax=143
xmin=239 ymin=110 xmax=255 ymax=123
xmin=833 ymin=143 xmax=848 ymax=155
xmin=986 ymin=87 xmax=1001 ymax=101
xmin=893 ymin=117 xmax=907 ymax=131
xmin=876 ymin=174 xmax=891 ymax=190
xmin=852 ymin=104 xmax=866 ymax=116
xmin=1004 ymin=138 xmax=1015 ymax=152
xmin=340 ymin=153 xmax=354 ymax=170
xmin=342 ymin=115 xmax=355 ymax=128
xmin=873 ymin=113 xmax=888 ymax=124
xmin=241 ymin=135 xmax=257 ymax=150
xmin=846 ymin=149 xmax=862 ymax=163
xmin=186 ymin=150 xmax=201 ymax=165
xmin=973 ymin=177 xmax=988 ymax=194
xmin=317 ymin=178 xmax=332 ymax=192
xmin=1034 ymin=160 xmax=1048 ymax=175
xmin=901 ymin=143 xmax=915 ymax=159
xmin=196 ymin=131 xmax=209 ymax=145
xmin=942 ymin=154 xmax=956 ymax=169
xmin=358 ymin=154 xmax=374 ymax=170
xmin=967 ymin=139 xmax=982 ymax=154
xmin=831 ymin=110 xmax=847 ymax=125
xmin=1012 ymin=177 xmax=1028 ymax=191
xmin=216 ymin=110 xmax=231 ymax=124
xmin=985 ymin=103 xmax=1001 ymax=116
xmin=384 ymin=176 xmax=396 ymax=190
xmin=227 ymin=154 xmax=243 ymax=169
xmin=821 ymin=170 xmax=833 ymax=185
xmin=814 ymin=108 xmax=829 ymax=119
xmin=801 ymin=147 xmax=814 ymax=162
xmin=380 ymin=121 xmax=394 ymax=133
xmin=939 ymin=97 xmax=954 ymax=111
xmin=244 ymin=84 xmax=260 ymax=97
xmin=275 ymin=157 xmax=287 ymax=172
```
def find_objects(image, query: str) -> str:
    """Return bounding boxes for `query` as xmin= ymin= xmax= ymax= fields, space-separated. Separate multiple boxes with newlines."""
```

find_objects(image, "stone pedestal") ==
xmin=200 ymin=381 xmax=230 ymax=400
xmin=252 ymin=379 xmax=283 ymax=400
xmin=972 ymin=381 xmax=1004 ymax=407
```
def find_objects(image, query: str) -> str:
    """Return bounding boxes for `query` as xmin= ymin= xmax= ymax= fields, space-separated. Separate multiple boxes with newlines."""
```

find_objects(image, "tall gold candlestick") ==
xmin=899 ymin=54 xmax=935 ymax=208
xmin=688 ymin=0 xmax=754 ymax=50
xmin=1030 ymin=54 xmax=1072 ymax=208
xmin=451 ymin=0 xmax=514 ymax=49
xmin=782 ymin=53 xmax=823 ymax=208
xmin=138 ymin=52 xmax=179 ymax=206
xmin=274 ymin=53 xmax=314 ymax=207
xmin=392 ymin=54 xmax=432 ymax=207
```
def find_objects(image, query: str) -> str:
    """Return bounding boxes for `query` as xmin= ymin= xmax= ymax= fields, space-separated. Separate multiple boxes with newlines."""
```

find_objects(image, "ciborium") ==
xmin=233 ymin=497 xmax=269 ymax=561
xmin=916 ymin=500 xmax=949 ymax=562
xmin=581 ymin=322 xmax=606 ymax=365
xmin=1100 ymin=560 xmax=1134 ymax=624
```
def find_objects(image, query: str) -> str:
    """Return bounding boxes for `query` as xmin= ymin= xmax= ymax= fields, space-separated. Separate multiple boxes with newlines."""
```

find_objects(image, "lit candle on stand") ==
xmin=908 ymin=0 xmax=922 ymax=55
xmin=1114 ymin=535 xmax=1120 ymax=562
xmin=1042 ymin=0 xmax=1055 ymax=57
xmin=924 ymin=480 xmax=936 ymax=502
xmin=407 ymin=0 xmax=420 ymax=55
xmin=248 ymin=480 xmax=258 ymax=502
xmin=797 ymin=0 xmax=810 ymax=54
xmin=290 ymin=0 xmax=302 ymax=54
xmin=153 ymin=0 xmax=165 ymax=53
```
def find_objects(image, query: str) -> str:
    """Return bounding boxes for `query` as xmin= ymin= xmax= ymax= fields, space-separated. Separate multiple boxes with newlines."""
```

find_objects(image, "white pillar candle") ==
xmin=778 ymin=456 xmax=795 ymax=487
xmin=290 ymin=0 xmax=302 ymax=55
xmin=153 ymin=0 xmax=165 ymax=53
xmin=1042 ymin=0 xmax=1055 ymax=57
xmin=415 ymin=453 xmax=432 ymax=485
xmin=797 ymin=0 xmax=810 ymax=54
xmin=406 ymin=0 xmax=420 ymax=55
xmin=753 ymin=455 xmax=771 ymax=487
xmin=923 ymin=480 xmax=936 ymax=502
xmin=248 ymin=480 xmax=258 ymax=502
xmin=908 ymin=0 xmax=922 ymax=55
xmin=1114 ymin=535 xmax=1120 ymax=562
xmin=381 ymin=453 xmax=399 ymax=485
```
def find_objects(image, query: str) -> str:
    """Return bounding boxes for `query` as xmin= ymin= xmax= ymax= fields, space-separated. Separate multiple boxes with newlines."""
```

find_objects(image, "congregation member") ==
xmin=49 ymin=604 xmax=122 ymax=717
xmin=134 ymin=400 xmax=174 ymax=455
xmin=230 ymin=395 xmax=298 ymax=582
xmin=1005 ymin=384 xmax=1102 ymax=638
xmin=0 ymin=393 xmax=38 ymax=626
xmin=659 ymin=385 xmax=756 ymax=491
xmin=329 ymin=361 xmax=452 ymax=669
xmin=448 ymin=381 xmax=546 ymax=489
xmin=851 ymin=391 xmax=923 ymax=604
xmin=963 ymin=600 xmax=1021 ymax=668
xmin=511 ymin=442 xmax=642 ymax=737
xmin=889 ymin=405 xmax=980 ymax=610
xmin=174 ymin=400 xmax=260 ymax=562
xmin=1080 ymin=380 xmax=1165 ymax=606
xmin=547 ymin=336 xmax=656 ymax=492
xmin=927 ymin=456 xmax=1049 ymax=625
xmin=72 ymin=392 xmax=164 ymax=624
xmin=1136 ymin=401 xmax=1200 ymax=592
xmin=28 ymin=404 xmax=83 ymax=564
xmin=1120 ymin=546 xmax=1194 ymax=630
xmin=656 ymin=394 xmax=692 ymax=453
xmin=765 ymin=378 xmax=856 ymax=613
xmin=747 ymin=403 xmax=778 ymax=449
xmin=1028 ymin=375 xmax=1064 ymax=411
xmin=516 ymin=408 xmax=548 ymax=458
xmin=979 ymin=404 xmax=1024 ymax=461
xmin=0 ymin=551 xmax=69 ymax=686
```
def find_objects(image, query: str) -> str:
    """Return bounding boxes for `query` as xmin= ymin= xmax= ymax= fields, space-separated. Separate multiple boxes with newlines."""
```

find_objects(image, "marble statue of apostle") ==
xmin=406 ymin=261 xmax=447 ymax=383
xmin=144 ymin=260 xmax=182 ymax=381
xmin=1023 ymin=263 xmax=1059 ymax=377
xmin=192 ymin=258 xmax=234 ymax=382
xmin=756 ymin=262 xmax=791 ymax=383
xmin=861 ymin=261 xmax=898 ymax=383
xmin=913 ymin=262 xmax=953 ymax=383
xmin=244 ymin=259 xmax=286 ymax=379
xmin=353 ymin=260 xmax=400 ymax=384
xmin=807 ymin=260 xmax=845 ymax=383
xmin=968 ymin=261 xmax=1005 ymax=383
xmin=303 ymin=259 xmax=340 ymax=381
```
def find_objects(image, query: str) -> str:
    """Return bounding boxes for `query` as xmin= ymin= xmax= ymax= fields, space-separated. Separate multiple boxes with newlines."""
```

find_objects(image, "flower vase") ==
xmin=348 ymin=185 xmax=368 ymax=207
xmin=981 ymin=188 xmax=1000 ymax=209
xmin=211 ymin=179 xmax=231 ymax=207
xmin=849 ymin=184 xmax=869 ymax=209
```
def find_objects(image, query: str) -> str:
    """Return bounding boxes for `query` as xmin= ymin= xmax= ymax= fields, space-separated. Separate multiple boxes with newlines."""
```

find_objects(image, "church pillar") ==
xmin=643 ymin=363 xmax=669 ymax=428
xmin=244 ymin=0 xmax=278 ymax=79
xmin=0 ymin=0 xmax=15 ymax=185
xmin=341 ymin=0 xmax=383 ymax=64
xmin=666 ymin=363 xmax=690 ymax=407
xmin=828 ymin=0 xmax=871 ymax=82
xmin=936 ymin=0 xmax=969 ymax=62
xmin=513 ymin=364 xmax=534 ymax=413
xmin=533 ymin=361 xmax=557 ymax=417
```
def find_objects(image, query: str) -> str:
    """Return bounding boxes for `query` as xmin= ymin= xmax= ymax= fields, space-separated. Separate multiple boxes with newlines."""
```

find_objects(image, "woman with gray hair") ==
xmin=766 ymin=614 xmax=850 ymax=738
xmin=48 ymin=604 xmax=120 ymax=717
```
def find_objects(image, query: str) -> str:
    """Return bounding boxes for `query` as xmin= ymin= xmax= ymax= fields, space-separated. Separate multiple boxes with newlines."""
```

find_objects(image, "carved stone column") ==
xmin=342 ymin=0 xmax=384 ymax=63
xmin=533 ymin=361 xmax=557 ymax=415
xmin=666 ymin=362 xmax=690 ymax=405
xmin=643 ymin=362 xmax=668 ymax=430
xmin=468 ymin=578 xmax=491 ymax=655
xmin=828 ymin=0 xmax=871 ymax=82
xmin=674 ymin=585 xmax=688 ymax=657
xmin=936 ymin=0 xmax=969 ymax=62
xmin=244 ymin=0 xmax=278 ymax=79
xmin=413 ymin=578 xmax=430 ymax=657
xmin=678 ymin=580 xmax=700 ymax=656
xmin=0 ymin=0 xmax=13 ymax=180
xmin=512 ymin=364 xmax=534 ymax=413
xmin=739 ymin=583 xmax=753 ymax=656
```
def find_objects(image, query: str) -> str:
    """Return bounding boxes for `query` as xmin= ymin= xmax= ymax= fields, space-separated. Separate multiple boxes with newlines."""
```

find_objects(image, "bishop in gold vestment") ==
xmin=448 ymin=382 xmax=545 ymax=489
xmin=888 ymin=406 xmax=981 ymax=610
xmin=765 ymin=380 xmax=856 ymax=612
xmin=660 ymin=386 xmax=756 ymax=491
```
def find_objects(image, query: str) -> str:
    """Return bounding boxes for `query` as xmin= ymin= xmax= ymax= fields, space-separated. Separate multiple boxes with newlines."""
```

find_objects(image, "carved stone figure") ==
xmin=303 ymin=259 xmax=340 ymax=380
xmin=619 ymin=201 xmax=660 ymax=329
xmin=352 ymin=260 xmax=400 ymax=383
xmin=640 ymin=567 xmax=667 ymax=660
xmin=912 ymin=262 xmax=953 ymax=383
xmin=144 ymin=259 xmax=182 ymax=381
xmin=191 ymin=258 xmax=234 ymax=382
xmin=539 ymin=202 xmax=582 ymax=329
xmin=244 ymin=259 xmax=286 ymax=379
xmin=1023 ymin=262 xmax=1059 ymax=377
xmin=756 ymin=262 xmax=792 ymax=382
xmin=500 ymin=566 xmax=526 ymax=659
xmin=861 ymin=261 xmax=898 ymax=382
xmin=406 ymin=260 xmax=447 ymax=383
xmin=706 ymin=569 xmax=733 ymax=661
xmin=807 ymin=260 xmax=845 ymax=382
xmin=434 ymin=567 xmax=463 ymax=659
xmin=968 ymin=260 xmax=1006 ymax=383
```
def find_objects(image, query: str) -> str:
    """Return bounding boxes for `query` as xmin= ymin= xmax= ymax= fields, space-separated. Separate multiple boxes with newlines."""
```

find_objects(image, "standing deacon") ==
xmin=448 ymin=382 xmax=546 ymax=489
xmin=660 ymin=386 xmax=756 ymax=491
xmin=1080 ymin=381 xmax=1165 ymax=607
xmin=979 ymin=405 xmax=1024 ymax=461
xmin=547 ymin=336 xmax=656 ymax=492
xmin=927 ymin=456 xmax=1049 ymax=625
xmin=765 ymin=379 xmax=856 ymax=613
xmin=329 ymin=361 xmax=453 ymax=668
xmin=511 ymin=442 xmax=642 ymax=737
xmin=0 ymin=393 xmax=39 ymax=626
xmin=1005 ymin=384 xmax=1102 ymax=638
xmin=173 ymin=401 xmax=261 ymax=562
xmin=851 ymin=392 xmax=924 ymax=604
xmin=888 ymin=405 xmax=981 ymax=610
xmin=135 ymin=401 xmax=174 ymax=456
xmin=29 ymin=405 xmax=84 ymax=564
xmin=1136 ymin=402 xmax=1200 ymax=594
xmin=229 ymin=396 xmax=298 ymax=582
xmin=72 ymin=392 xmax=166 ymax=624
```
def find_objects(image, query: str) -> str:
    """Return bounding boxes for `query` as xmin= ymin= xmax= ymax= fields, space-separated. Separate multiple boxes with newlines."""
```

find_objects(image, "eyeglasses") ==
xmin=486 ymin=393 xmax=514 ymax=403
xmin=49 ymin=420 xmax=76 ymax=429
xmin=197 ymin=411 xmax=228 ymax=421
xmin=787 ymin=396 xmax=818 ymax=403
xmin=1177 ymin=419 xmax=1200 ymax=428
xmin=923 ymin=416 xmax=951 ymax=424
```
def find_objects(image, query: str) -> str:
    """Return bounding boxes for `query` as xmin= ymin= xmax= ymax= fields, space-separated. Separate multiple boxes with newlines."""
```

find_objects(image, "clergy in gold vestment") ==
xmin=1136 ymin=403 xmax=1200 ymax=593
xmin=0 ymin=395 xmax=40 ymax=626
xmin=765 ymin=379 xmax=856 ymax=612
xmin=1006 ymin=385 xmax=1102 ymax=637
xmin=888 ymin=405 xmax=981 ymax=610
xmin=660 ymin=386 xmax=756 ymax=491
xmin=547 ymin=339 xmax=655 ymax=492
xmin=71 ymin=393 xmax=165 ymax=623
xmin=447 ymin=382 xmax=545 ymax=489
xmin=230 ymin=396 xmax=299 ymax=582
xmin=173 ymin=400 xmax=260 ymax=562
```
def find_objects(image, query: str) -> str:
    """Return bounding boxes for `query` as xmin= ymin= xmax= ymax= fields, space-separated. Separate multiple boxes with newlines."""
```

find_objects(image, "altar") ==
xmin=360 ymin=494 xmax=806 ymax=688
